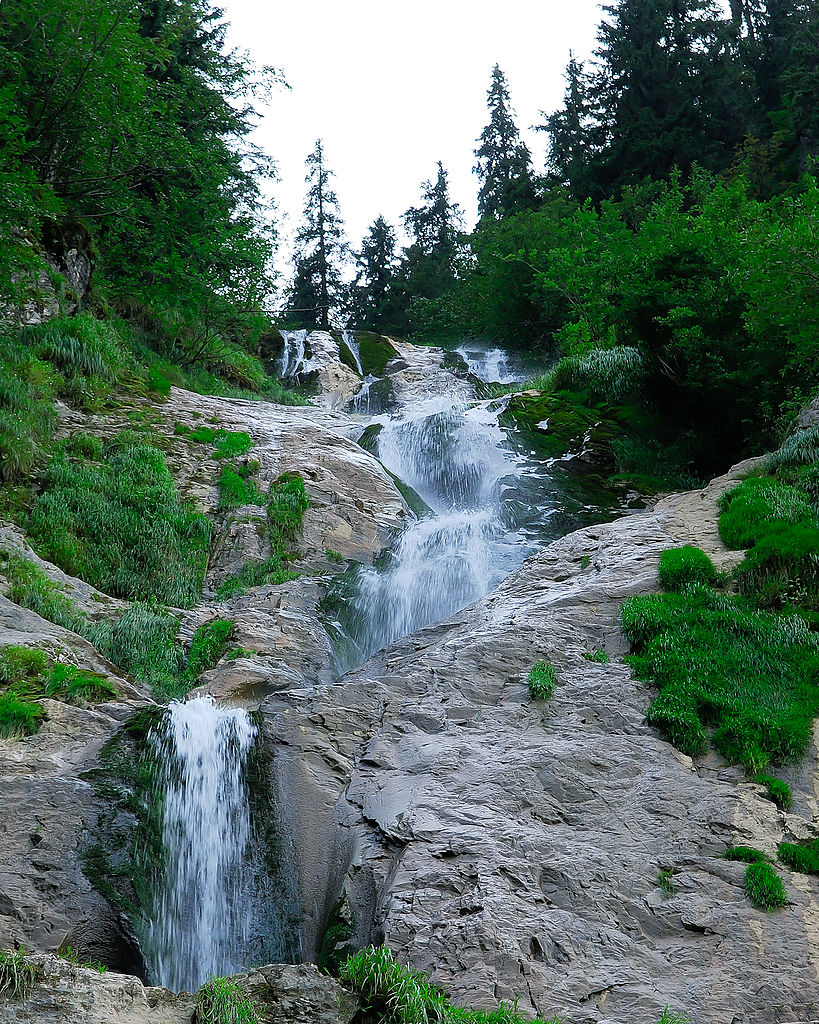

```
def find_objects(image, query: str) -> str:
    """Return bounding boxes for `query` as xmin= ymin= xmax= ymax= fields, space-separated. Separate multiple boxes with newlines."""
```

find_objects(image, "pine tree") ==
xmin=473 ymin=65 xmax=539 ymax=220
xmin=350 ymin=215 xmax=404 ymax=330
xmin=288 ymin=139 xmax=346 ymax=329
xmin=542 ymin=55 xmax=599 ymax=199
xmin=400 ymin=162 xmax=464 ymax=302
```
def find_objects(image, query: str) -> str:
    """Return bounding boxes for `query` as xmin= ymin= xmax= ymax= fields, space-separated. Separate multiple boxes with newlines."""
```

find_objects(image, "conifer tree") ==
xmin=350 ymin=215 xmax=403 ymax=330
xmin=288 ymin=139 xmax=346 ymax=329
xmin=400 ymin=162 xmax=464 ymax=302
xmin=473 ymin=65 xmax=539 ymax=220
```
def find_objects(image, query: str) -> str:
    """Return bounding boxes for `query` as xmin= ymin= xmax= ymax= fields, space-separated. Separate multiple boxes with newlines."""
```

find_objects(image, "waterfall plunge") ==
xmin=146 ymin=697 xmax=258 ymax=993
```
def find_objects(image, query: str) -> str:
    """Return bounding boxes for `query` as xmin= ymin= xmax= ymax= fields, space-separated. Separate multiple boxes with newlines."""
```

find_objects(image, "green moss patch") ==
xmin=355 ymin=332 xmax=398 ymax=376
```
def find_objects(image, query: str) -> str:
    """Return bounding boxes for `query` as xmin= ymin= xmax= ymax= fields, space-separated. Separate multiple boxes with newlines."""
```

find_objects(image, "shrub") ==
xmin=340 ymin=945 xmax=562 ymax=1024
xmin=27 ymin=439 xmax=211 ymax=607
xmin=216 ymin=556 xmax=297 ymax=601
xmin=745 ymin=861 xmax=787 ymax=910
xmin=43 ymin=663 xmax=117 ymax=704
xmin=528 ymin=661 xmax=557 ymax=701
xmin=2 ymin=553 xmax=86 ymax=632
xmin=722 ymin=846 xmax=766 ymax=864
xmin=0 ymin=947 xmax=35 ymax=999
xmin=718 ymin=477 xmax=814 ymax=551
xmin=778 ymin=839 xmax=819 ymax=875
xmin=218 ymin=465 xmax=264 ymax=510
xmin=267 ymin=473 xmax=310 ymax=543
xmin=94 ymin=603 xmax=185 ymax=701
xmin=542 ymin=346 xmax=644 ymax=402
xmin=195 ymin=976 xmax=259 ymax=1024
xmin=657 ymin=546 xmax=717 ymax=592
xmin=754 ymin=774 xmax=792 ymax=810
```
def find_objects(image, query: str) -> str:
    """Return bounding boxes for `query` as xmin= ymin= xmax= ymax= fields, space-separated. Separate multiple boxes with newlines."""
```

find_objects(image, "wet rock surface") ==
xmin=260 ymin=459 xmax=819 ymax=1024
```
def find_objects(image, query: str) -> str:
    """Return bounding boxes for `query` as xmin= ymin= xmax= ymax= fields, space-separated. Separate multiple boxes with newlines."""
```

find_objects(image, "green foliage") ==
xmin=0 ymin=335 xmax=59 ymax=482
xmin=745 ymin=862 xmax=788 ymax=910
xmin=267 ymin=473 xmax=310 ymax=544
xmin=195 ymin=977 xmax=260 ymax=1024
xmin=56 ymin=944 xmax=107 ymax=973
xmin=2 ymin=552 xmax=86 ymax=632
xmin=718 ymin=477 xmax=814 ymax=550
xmin=0 ymin=947 xmax=35 ymax=999
xmin=657 ymin=546 xmax=717 ymax=592
xmin=216 ymin=557 xmax=298 ymax=601
xmin=542 ymin=347 xmax=644 ymax=403
xmin=94 ymin=603 xmax=184 ymax=702
xmin=722 ymin=846 xmax=766 ymax=865
xmin=583 ymin=649 xmax=609 ymax=664
xmin=754 ymin=775 xmax=793 ymax=811
xmin=622 ymin=586 xmax=819 ymax=770
xmin=43 ymin=663 xmax=116 ymax=704
xmin=778 ymin=839 xmax=819 ymax=875
xmin=657 ymin=868 xmax=675 ymax=894
xmin=768 ymin=427 xmax=819 ymax=473
xmin=186 ymin=427 xmax=254 ymax=460
xmin=186 ymin=619 xmax=235 ymax=681
xmin=218 ymin=465 xmax=265 ymax=511
xmin=326 ymin=549 xmax=345 ymax=564
xmin=527 ymin=661 xmax=557 ymax=701
xmin=27 ymin=438 xmax=211 ymax=607
xmin=0 ymin=690 xmax=45 ymax=738
xmin=340 ymin=945 xmax=562 ymax=1024
xmin=0 ymin=645 xmax=48 ymax=686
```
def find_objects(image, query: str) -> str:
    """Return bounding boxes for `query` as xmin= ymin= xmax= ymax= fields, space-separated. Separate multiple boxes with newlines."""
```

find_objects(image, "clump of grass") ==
xmin=186 ymin=618 xmax=235 ymax=680
xmin=27 ymin=438 xmax=211 ymax=607
xmin=187 ymin=426 xmax=254 ymax=460
xmin=56 ymin=943 xmax=107 ymax=973
xmin=622 ymin=584 xmax=819 ymax=770
xmin=195 ymin=976 xmax=259 ymax=1024
xmin=767 ymin=426 xmax=819 ymax=472
xmin=536 ymin=346 xmax=644 ymax=402
xmin=94 ymin=603 xmax=185 ymax=701
xmin=218 ymin=465 xmax=265 ymax=510
xmin=718 ymin=476 xmax=815 ymax=550
xmin=778 ymin=839 xmax=819 ymax=875
xmin=216 ymin=557 xmax=297 ymax=600
xmin=657 ymin=546 xmax=717 ymax=592
xmin=0 ymin=645 xmax=48 ymax=687
xmin=583 ymin=649 xmax=609 ymax=664
xmin=722 ymin=846 xmax=766 ymax=864
xmin=0 ymin=947 xmax=36 ymax=999
xmin=326 ymin=548 xmax=345 ymax=563
xmin=657 ymin=867 xmax=675 ymax=893
xmin=267 ymin=473 xmax=310 ymax=543
xmin=0 ymin=691 xmax=45 ymax=738
xmin=745 ymin=861 xmax=787 ymax=910
xmin=340 ymin=945 xmax=562 ymax=1024
xmin=754 ymin=774 xmax=792 ymax=810
xmin=2 ymin=551 xmax=86 ymax=632
xmin=43 ymin=663 xmax=117 ymax=703
xmin=528 ymin=660 xmax=557 ymax=701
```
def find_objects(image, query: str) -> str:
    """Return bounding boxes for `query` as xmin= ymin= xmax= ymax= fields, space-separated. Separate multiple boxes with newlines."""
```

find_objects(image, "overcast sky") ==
xmin=223 ymin=0 xmax=605 ymax=277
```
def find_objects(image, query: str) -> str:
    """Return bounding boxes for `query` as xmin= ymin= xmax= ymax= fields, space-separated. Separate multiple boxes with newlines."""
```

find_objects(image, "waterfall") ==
xmin=348 ymin=392 xmax=529 ymax=658
xmin=146 ymin=697 xmax=259 ymax=993
xmin=455 ymin=343 xmax=521 ymax=384
xmin=279 ymin=329 xmax=308 ymax=378
xmin=342 ymin=329 xmax=364 ymax=376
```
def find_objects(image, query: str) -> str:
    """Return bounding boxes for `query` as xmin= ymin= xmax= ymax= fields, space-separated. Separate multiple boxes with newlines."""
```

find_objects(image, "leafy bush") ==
xmin=745 ymin=861 xmax=787 ymax=910
xmin=528 ymin=660 xmax=557 ymax=701
xmin=718 ymin=477 xmax=814 ymax=551
xmin=657 ymin=546 xmax=717 ymax=592
xmin=0 ymin=947 xmax=35 ymax=999
xmin=541 ymin=346 xmax=644 ymax=402
xmin=778 ymin=839 xmax=819 ymax=875
xmin=622 ymin=585 xmax=819 ymax=770
xmin=340 ymin=945 xmax=562 ymax=1024
xmin=195 ymin=976 xmax=259 ymax=1024
xmin=754 ymin=774 xmax=792 ymax=810
xmin=722 ymin=846 xmax=766 ymax=864
xmin=27 ymin=438 xmax=211 ymax=607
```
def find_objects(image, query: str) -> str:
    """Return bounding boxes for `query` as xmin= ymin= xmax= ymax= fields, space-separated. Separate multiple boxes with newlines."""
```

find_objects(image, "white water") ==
xmin=279 ymin=329 xmax=308 ymax=378
xmin=146 ymin=697 xmax=257 ymax=992
xmin=342 ymin=329 xmax=364 ymax=376
xmin=349 ymin=391 xmax=530 ymax=658
xmin=455 ymin=343 xmax=522 ymax=384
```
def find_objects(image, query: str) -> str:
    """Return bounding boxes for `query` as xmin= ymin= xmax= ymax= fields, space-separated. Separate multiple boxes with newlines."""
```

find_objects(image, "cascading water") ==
xmin=342 ymin=329 xmax=364 ymax=376
xmin=455 ymin=343 xmax=521 ymax=384
xmin=279 ymin=329 xmax=308 ymax=378
xmin=347 ymin=391 xmax=530 ymax=660
xmin=146 ymin=697 xmax=260 ymax=993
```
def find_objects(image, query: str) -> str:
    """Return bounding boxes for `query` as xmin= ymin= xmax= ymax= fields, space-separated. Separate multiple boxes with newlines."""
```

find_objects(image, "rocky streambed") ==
xmin=1 ymin=333 xmax=818 ymax=1024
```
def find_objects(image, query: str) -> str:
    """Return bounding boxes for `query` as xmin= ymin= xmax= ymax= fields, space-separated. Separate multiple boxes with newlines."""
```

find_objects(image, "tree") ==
xmin=542 ymin=55 xmax=599 ymax=199
xmin=473 ymin=65 xmax=539 ymax=221
xmin=400 ymin=162 xmax=463 ymax=301
xmin=288 ymin=139 xmax=346 ymax=329
xmin=349 ymin=215 xmax=404 ymax=331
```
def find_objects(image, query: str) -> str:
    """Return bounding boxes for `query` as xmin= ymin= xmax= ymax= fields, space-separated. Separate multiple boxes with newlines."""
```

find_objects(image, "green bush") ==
xmin=187 ymin=426 xmax=254 ymax=460
xmin=722 ymin=846 xmax=766 ymax=864
xmin=657 ymin=546 xmax=717 ymax=592
xmin=195 ymin=976 xmax=259 ymax=1024
xmin=528 ymin=661 xmax=557 ymax=701
xmin=767 ymin=426 xmax=819 ymax=472
xmin=94 ymin=603 xmax=185 ymax=701
xmin=718 ymin=476 xmax=814 ymax=551
xmin=622 ymin=585 xmax=819 ymax=770
xmin=0 ymin=947 xmax=36 ymax=999
xmin=0 ymin=645 xmax=48 ymax=687
xmin=27 ymin=439 xmax=211 ymax=607
xmin=267 ymin=473 xmax=310 ymax=542
xmin=745 ymin=861 xmax=787 ymax=910
xmin=340 ymin=945 xmax=562 ymax=1024
xmin=754 ymin=774 xmax=792 ymax=810
xmin=43 ymin=663 xmax=117 ymax=704
xmin=778 ymin=839 xmax=819 ymax=875
xmin=218 ymin=465 xmax=264 ymax=510
xmin=540 ymin=346 xmax=644 ymax=402
xmin=2 ymin=552 xmax=86 ymax=632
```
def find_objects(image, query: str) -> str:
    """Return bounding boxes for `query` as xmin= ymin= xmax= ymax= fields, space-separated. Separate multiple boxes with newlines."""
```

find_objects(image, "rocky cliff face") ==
xmin=259 ymin=459 xmax=819 ymax=1024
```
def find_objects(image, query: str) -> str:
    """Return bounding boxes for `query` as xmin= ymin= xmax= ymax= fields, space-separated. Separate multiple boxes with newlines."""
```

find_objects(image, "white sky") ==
xmin=223 ymin=0 xmax=605 ymax=278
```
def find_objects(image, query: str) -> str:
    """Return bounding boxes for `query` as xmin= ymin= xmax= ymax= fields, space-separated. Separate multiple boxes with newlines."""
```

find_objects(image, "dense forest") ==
xmin=1 ymin=0 xmax=818 ymax=484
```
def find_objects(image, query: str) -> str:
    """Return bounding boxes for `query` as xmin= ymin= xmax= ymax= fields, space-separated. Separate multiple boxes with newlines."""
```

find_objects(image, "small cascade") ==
xmin=279 ymin=329 xmax=308 ymax=378
xmin=348 ymin=392 xmax=528 ymax=658
xmin=352 ymin=374 xmax=378 ymax=414
xmin=455 ymin=343 xmax=522 ymax=384
xmin=146 ymin=697 xmax=259 ymax=993
xmin=342 ymin=329 xmax=364 ymax=376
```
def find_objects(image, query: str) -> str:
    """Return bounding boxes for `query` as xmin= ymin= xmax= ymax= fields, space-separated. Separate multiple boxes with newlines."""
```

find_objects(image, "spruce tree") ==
xmin=288 ymin=139 xmax=346 ymax=329
xmin=400 ymin=162 xmax=464 ymax=302
xmin=473 ymin=65 xmax=539 ymax=220
xmin=350 ymin=215 xmax=404 ymax=331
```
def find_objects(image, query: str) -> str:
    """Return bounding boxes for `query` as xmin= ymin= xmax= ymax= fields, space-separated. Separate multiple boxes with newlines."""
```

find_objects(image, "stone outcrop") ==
xmin=259 ymin=457 xmax=819 ymax=1024
xmin=0 ymin=957 xmax=357 ymax=1024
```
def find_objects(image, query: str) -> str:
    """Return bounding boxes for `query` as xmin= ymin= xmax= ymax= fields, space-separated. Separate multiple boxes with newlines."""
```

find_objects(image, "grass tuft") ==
xmin=657 ymin=546 xmax=717 ymax=592
xmin=722 ymin=846 xmax=766 ymax=864
xmin=186 ymin=619 xmax=235 ymax=680
xmin=0 ymin=947 xmax=35 ymax=999
xmin=528 ymin=661 xmax=557 ymax=701
xmin=778 ymin=839 xmax=819 ymax=875
xmin=745 ymin=861 xmax=787 ymax=910
xmin=754 ymin=774 xmax=792 ymax=810
xmin=195 ymin=976 xmax=259 ymax=1024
